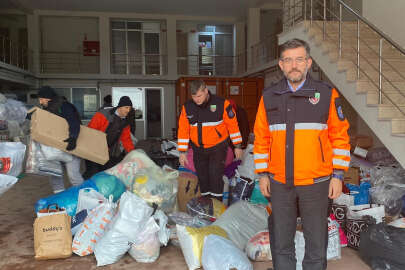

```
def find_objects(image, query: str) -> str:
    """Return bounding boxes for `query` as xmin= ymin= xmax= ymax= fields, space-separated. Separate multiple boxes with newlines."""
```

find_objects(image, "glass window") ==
xmin=111 ymin=21 xmax=125 ymax=29
xmin=112 ymin=87 xmax=144 ymax=120
xmin=72 ymin=88 xmax=99 ymax=120
xmin=53 ymin=88 xmax=71 ymax=101
xmin=110 ymin=19 xmax=162 ymax=75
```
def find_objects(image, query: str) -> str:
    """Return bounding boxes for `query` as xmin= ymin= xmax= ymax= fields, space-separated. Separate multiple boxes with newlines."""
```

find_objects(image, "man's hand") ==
xmin=64 ymin=137 xmax=77 ymax=151
xmin=179 ymin=153 xmax=188 ymax=167
xmin=234 ymin=148 xmax=243 ymax=160
xmin=328 ymin=177 xmax=343 ymax=199
xmin=259 ymin=176 xmax=271 ymax=197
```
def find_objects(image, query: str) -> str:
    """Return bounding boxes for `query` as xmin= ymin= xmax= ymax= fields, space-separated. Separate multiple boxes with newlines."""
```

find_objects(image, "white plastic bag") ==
xmin=72 ymin=196 xmax=116 ymax=256
xmin=213 ymin=201 xmax=269 ymax=250
xmin=154 ymin=210 xmax=170 ymax=246
xmin=0 ymin=174 xmax=18 ymax=197
xmin=128 ymin=216 xmax=160 ymax=263
xmin=347 ymin=204 xmax=385 ymax=224
xmin=202 ymin=234 xmax=253 ymax=270
xmin=0 ymin=142 xmax=26 ymax=177
xmin=246 ymin=230 xmax=272 ymax=261
xmin=94 ymin=191 xmax=153 ymax=266
xmin=76 ymin=188 xmax=106 ymax=214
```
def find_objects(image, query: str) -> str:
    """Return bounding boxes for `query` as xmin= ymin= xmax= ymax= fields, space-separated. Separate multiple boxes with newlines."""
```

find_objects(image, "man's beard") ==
xmin=284 ymin=68 xmax=308 ymax=84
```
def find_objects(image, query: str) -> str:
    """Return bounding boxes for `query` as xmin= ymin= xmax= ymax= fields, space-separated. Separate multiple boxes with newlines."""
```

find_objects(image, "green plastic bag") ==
xmin=250 ymin=180 xmax=268 ymax=205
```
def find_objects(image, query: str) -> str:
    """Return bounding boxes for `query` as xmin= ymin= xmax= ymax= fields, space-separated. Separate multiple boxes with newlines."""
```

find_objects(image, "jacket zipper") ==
xmin=318 ymin=136 xmax=325 ymax=162
xmin=269 ymin=138 xmax=273 ymax=161
xmin=215 ymin=128 xmax=222 ymax=138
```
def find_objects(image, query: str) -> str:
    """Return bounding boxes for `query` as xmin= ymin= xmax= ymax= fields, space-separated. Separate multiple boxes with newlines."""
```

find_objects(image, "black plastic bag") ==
xmin=359 ymin=223 xmax=405 ymax=270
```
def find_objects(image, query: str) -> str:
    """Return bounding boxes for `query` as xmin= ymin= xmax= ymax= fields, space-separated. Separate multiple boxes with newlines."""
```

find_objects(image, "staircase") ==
xmin=279 ymin=1 xmax=405 ymax=168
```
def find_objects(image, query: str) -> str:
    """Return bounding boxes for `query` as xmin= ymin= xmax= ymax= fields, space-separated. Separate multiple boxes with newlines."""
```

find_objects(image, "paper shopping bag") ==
xmin=34 ymin=205 xmax=72 ymax=260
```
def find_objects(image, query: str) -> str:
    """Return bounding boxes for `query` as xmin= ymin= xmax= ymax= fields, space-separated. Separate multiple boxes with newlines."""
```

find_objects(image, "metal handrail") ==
xmin=282 ymin=0 xmax=405 ymax=118
xmin=337 ymin=0 xmax=405 ymax=55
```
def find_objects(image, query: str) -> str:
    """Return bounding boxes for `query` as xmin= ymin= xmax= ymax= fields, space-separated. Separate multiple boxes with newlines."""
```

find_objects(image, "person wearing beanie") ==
xmin=36 ymin=85 xmax=84 ymax=194
xmin=84 ymin=95 xmax=135 ymax=178
xmin=99 ymin=94 xmax=112 ymax=110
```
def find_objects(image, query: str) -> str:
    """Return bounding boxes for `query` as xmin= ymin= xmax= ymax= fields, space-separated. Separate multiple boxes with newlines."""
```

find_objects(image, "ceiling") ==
xmin=0 ymin=0 xmax=282 ymax=18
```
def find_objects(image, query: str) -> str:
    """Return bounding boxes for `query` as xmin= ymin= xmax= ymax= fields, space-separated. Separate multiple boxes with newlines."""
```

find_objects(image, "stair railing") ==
xmin=283 ymin=0 xmax=405 ymax=117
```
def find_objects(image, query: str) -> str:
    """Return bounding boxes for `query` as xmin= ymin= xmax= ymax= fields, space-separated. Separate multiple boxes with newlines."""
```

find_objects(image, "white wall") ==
xmin=363 ymin=0 xmax=405 ymax=48
xmin=40 ymin=16 xmax=99 ymax=52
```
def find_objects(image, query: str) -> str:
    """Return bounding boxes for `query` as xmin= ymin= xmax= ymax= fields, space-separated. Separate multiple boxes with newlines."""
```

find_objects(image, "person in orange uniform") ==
xmin=253 ymin=39 xmax=350 ymax=270
xmin=178 ymin=80 xmax=243 ymax=199
xmin=83 ymin=96 xmax=135 ymax=178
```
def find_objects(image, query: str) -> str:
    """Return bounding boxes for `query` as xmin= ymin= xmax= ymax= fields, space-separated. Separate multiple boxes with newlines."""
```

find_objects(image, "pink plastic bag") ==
xmin=185 ymin=147 xmax=234 ymax=173
xmin=330 ymin=213 xmax=348 ymax=247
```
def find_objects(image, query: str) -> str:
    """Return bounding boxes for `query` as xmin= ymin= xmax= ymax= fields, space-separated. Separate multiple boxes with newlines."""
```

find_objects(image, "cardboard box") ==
xmin=344 ymin=167 xmax=360 ymax=185
xmin=351 ymin=135 xmax=373 ymax=149
xmin=30 ymin=107 xmax=108 ymax=165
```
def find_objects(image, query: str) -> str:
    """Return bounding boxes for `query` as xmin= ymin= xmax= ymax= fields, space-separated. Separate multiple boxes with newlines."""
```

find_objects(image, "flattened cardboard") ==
xmin=30 ymin=107 xmax=108 ymax=165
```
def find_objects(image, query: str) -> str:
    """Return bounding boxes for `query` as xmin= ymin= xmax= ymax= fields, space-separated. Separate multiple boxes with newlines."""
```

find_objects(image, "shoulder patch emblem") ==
xmin=210 ymin=105 xmax=217 ymax=112
xmin=309 ymin=92 xmax=320 ymax=105
xmin=337 ymin=106 xmax=345 ymax=121
xmin=228 ymin=109 xmax=235 ymax=118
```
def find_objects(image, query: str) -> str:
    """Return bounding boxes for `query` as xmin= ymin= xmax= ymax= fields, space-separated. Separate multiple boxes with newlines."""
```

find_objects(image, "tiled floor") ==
xmin=0 ymin=175 xmax=371 ymax=270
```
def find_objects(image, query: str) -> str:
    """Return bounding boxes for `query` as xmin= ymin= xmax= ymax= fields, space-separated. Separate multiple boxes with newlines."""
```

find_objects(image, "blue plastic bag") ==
xmin=89 ymin=172 xmax=126 ymax=202
xmin=202 ymin=234 xmax=253 ymax=270
xmin=35 ymin=180 xmax=97 ymax=216
xmin=346 ymin=182 xmax=371 ymax=205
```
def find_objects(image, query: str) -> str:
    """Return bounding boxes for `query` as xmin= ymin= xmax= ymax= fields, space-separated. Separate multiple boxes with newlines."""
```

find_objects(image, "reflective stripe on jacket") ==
xmin=177 ymin=94 xmax=242 ymax=151
xmin=253 ymin=76 xmax=350 ymax=186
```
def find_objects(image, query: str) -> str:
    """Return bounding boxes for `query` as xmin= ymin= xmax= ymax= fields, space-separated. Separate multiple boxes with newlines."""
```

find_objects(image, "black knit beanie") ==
xmin=38 ymin=86 xmax=56 ymax=99
xmin=117 ymin=96 xmax=132 ymax=107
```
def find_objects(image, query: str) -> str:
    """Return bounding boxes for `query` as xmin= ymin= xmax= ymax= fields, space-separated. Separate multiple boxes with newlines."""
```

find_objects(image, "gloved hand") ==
xmin=64 ymin=137 xmax=77 ymax=151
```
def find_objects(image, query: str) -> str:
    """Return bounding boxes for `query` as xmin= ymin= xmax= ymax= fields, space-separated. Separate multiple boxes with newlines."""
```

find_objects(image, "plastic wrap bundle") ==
xmin=213 ymin=200 xmax=269 ymax=250
xmin=0 ymin=97 xmax=27 ymax=123
xmin=94 ymin=191 xmax=154 ymax=266
xmin=106 ymin=149 xmax=160 ymax=188
xmin=26 ymin=139 xmax=64 ymax=177
xmin=131 ymin=166 xmax=178 ymax=213
xmin=202 ymin=235 xmax=253 ymax=270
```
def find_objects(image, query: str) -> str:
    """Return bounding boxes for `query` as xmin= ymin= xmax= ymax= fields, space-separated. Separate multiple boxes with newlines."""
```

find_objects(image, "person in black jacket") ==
xmin=37 ymin=86 xmax=84 ymax=193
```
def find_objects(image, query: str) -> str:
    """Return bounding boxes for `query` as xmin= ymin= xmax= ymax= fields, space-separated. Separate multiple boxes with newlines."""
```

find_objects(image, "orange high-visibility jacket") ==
xmin=177 ymin=94 xmax=242 ymax=151
xmin=253 ymin=76 xmax=350 ymax=186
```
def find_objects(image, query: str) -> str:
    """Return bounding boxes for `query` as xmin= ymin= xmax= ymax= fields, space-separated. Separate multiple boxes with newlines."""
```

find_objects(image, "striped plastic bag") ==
xmin=72 ymin=196 xmax=116 ymax=256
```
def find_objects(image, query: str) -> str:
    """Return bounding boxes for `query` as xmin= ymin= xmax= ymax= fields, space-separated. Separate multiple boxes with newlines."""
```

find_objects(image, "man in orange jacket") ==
xmin=83 ymin=96 xmax=135 ymax=178
xmin=177 ymin=80 xmax=243 ymax=199
xmin=253 ymin=39 xmax=350 ymax=270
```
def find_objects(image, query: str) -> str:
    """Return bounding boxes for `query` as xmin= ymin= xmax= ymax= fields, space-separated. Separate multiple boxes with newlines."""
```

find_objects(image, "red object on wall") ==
xmin=83 ymin=41 xmax=100 ymax=56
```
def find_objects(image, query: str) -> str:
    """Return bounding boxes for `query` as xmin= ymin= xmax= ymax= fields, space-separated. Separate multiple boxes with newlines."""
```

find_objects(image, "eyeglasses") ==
xmin=281 ymin=57 xmax=308 ymax=65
